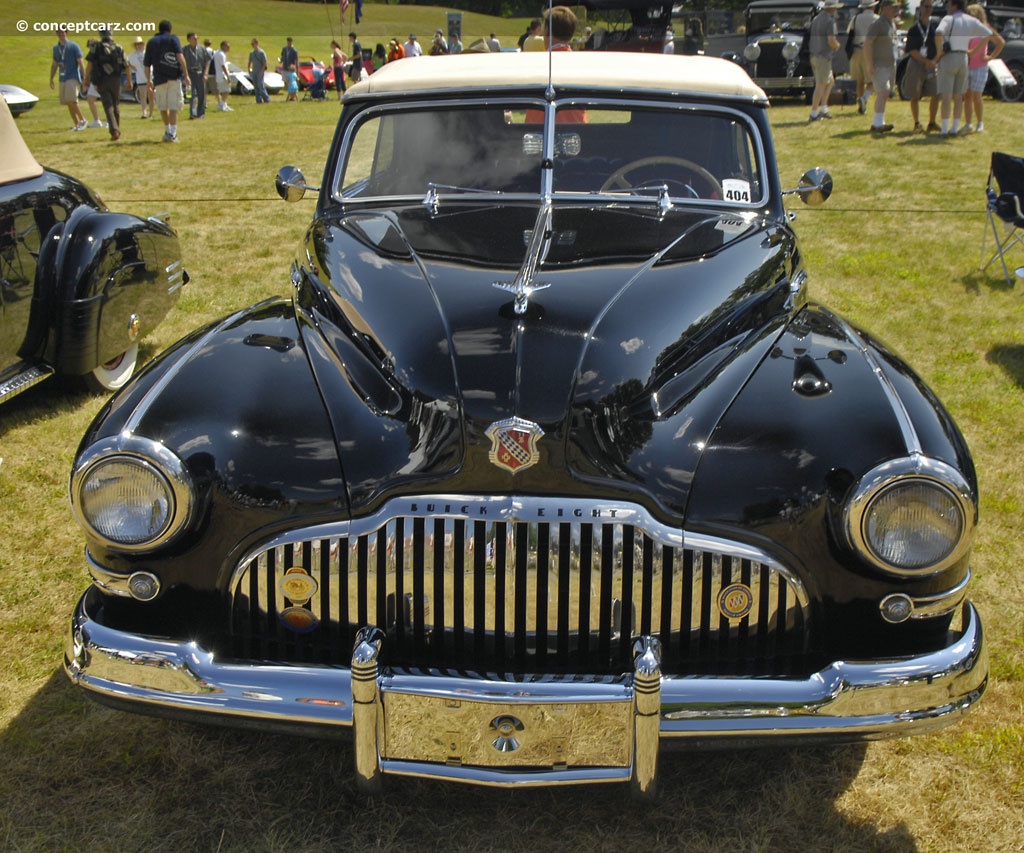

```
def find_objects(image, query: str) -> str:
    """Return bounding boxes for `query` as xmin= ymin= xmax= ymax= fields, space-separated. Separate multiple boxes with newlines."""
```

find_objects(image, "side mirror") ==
xmin=275 ymin=166 xmax=319 ymax=202
xmin=795 ymin=167 xmax=833 ymax=206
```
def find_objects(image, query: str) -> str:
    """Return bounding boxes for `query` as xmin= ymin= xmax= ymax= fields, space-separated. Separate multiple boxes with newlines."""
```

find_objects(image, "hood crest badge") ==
xmin=485 ymin=417 xmax=544 ymax=474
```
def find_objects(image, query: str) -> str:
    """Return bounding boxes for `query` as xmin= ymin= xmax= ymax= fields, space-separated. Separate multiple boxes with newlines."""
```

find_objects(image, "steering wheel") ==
xmin=600 ymin=156 xmax=723 ymax=199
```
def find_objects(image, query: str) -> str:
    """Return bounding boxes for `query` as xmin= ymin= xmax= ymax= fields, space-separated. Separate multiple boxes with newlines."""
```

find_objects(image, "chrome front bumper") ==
xmin=66 ymin=589 xmax=987 ymax=791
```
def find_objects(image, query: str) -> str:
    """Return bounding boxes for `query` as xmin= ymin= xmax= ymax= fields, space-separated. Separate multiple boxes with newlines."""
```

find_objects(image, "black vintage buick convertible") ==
xmin=65 ymin=51 xmax=985 ymax=794
xmin=0 ymin=99 xmax=185 ymax=403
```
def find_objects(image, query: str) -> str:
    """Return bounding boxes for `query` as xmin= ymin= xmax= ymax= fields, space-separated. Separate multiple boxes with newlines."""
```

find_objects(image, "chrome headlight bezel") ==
xmin=844 ymin=456 xmax=976 ymax=577
xmin=70 ymin=434 xmax=194 ymax=553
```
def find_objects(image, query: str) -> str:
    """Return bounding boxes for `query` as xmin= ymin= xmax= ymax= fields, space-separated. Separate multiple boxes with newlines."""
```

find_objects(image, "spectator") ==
xmin=213 ymin=41 xmax=232 ymax=112
xmin=184 ymin=33 xmax=210 ymax=119
xmin=84 ymin=29 xmax=129 ymax=141
xmin=431 ymin=29 xmax=448 ymax=55
xmin=51 ymin=27 xmax=87 ymax=130
xmin=962 ymin=4 xmax=1004 ymax=133
xmin=808 ymin=0 xmax=841 ymax=121
xmin=285 ymin=65 xmax=299 ymax=101
xmin=903 ymin=1 xmax=940 ymax=133
xmin=127 ymin=37 xmax=152 ymax=119
xmin=349 ymin=32 xmax=364 ymax=82
xmin=331 ymin=41 xmax=347 ymax=100
xmin=249 ymin=38 xmax=270 ymax=104
xmin=81 ymin=42 xmax=107 ymax=129
xmin=373 ymin=43 xmax=387 ymax=67
xmin=518 ymin=19 xmax=542 ymax=50
xmin=280 ymin=37 xmax=298 ymax=78
xmin=387 ymin=39 xmax=405 ymax=63
xmin=487 ymin=33 xmax=501 ymax=52
xmin=864 ymin=0 xmax=899 ymax=134
xmin=543 ymin=6 xmax=579 ymax=51
xmin=403 ymin=34 xmax=421 ymax=57
xmin=144 ymin=19 xmax=189 ymax=142
xmin=935 ymin=0 xmax=998 ymax=135
xmin=848 ymin=0 xmax=879 ymax=114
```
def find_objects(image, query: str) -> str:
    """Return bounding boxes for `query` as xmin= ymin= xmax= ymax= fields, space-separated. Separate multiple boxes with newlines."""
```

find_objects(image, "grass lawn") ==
xmin=1 ymin=2 xmax=1023 ymax=850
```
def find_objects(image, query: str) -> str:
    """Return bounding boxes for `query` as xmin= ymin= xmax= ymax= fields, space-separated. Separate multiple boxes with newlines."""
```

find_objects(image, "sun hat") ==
xmin=858 ymin=0 xmax=877 ymax=7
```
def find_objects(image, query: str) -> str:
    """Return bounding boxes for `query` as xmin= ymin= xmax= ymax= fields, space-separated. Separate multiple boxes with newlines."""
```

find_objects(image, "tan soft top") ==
xmin=0 ymin=96 xmax=44 ymax=186
xmin=347 ymin=51 xmax=767 ymax=102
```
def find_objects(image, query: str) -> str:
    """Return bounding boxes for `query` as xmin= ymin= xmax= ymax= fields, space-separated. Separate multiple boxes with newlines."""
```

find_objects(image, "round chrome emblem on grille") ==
xmin=718 ymin=583 xmax=753 ymax=621
xmin=490 ymin=714 xmax=524 ymax=752
xmin=279 ymin=567 xmax=318 ymax=604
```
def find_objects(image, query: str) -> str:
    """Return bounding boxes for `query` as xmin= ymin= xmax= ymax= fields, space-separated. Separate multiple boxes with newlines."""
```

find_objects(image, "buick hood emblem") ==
xmin=485 ymin=417 xmax=544 ymax=474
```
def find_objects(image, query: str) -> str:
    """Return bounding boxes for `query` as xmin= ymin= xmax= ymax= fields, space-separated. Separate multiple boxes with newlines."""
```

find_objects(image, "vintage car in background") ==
xmin=727 ymin=0 xmax=818 ymax=99
xmin=0 ymin=98 xmax=185 ymax=404
xmin=65 ymin=51 xmax=986 ymax=795
xmin=0 ymin=84 xmax=39 ymax=116
xmin=225 ymin=62 xmax=285 ymax=97
xmin=280 ymin=56 xmax=337 ymax=90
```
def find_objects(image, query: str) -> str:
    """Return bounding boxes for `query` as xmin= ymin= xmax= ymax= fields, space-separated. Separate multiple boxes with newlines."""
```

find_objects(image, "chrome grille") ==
xmin=229 ymin=498 xmax=811 ymax=675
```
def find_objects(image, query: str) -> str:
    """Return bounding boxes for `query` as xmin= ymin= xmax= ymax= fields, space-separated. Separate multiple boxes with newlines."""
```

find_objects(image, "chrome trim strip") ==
xmin=908 ymin=572 xmax=971 ymax=619
xmin=67 ymin=591 xmax=986 ymax=768
xmin=834 ymin=316 xmax=920 ymax=455
xmin=0 ymin=362 xmax=53 ymax=402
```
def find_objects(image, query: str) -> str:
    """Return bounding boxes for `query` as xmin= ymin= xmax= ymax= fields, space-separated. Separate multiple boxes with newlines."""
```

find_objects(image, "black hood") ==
xmin=299 ymin=202 xmax=796 ymax=517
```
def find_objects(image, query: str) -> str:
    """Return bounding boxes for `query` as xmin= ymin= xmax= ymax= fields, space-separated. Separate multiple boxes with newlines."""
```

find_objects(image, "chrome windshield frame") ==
xmin=330 ymin=96 xmax=770 ymax=211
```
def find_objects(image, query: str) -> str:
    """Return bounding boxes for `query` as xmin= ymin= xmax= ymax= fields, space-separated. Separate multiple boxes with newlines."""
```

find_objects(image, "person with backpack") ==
xmin=84 ymin=29 xmax=130 ymax=141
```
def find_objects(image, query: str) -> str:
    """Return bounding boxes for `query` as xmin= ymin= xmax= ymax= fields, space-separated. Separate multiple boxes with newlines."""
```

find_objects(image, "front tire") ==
xmin=84 ymin=344 xmax=138 ymax=392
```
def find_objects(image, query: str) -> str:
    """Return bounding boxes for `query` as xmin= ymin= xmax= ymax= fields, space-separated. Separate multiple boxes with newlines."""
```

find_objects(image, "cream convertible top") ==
xmin=0 ymin=96 xmax=44 ymax=186
xmin=346 ymin=51 xmax=767 ymax=103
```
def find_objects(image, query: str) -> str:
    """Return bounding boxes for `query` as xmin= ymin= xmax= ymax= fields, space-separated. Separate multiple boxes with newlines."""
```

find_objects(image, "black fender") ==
xmin=78 ymin=299 xmax=348 ymax=591
xmin=33 ymin=204 xmax=186 ymax=375
xmin=686 ymin=304 xmax=975 ymax=655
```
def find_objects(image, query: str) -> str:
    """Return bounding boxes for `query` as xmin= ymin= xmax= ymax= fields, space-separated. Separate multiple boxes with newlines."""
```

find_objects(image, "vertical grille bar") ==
xmin=556 ymin=522 xmax=571 ymax=665
xmin=598 ymin=524 xmax=614 ymax=664
xmin=535 ymin=523 xmax=550 ymax=667
xmin=473 ymin=520 xmax=487 ymax=659
xmin=514 ymin=522 xmax=529 ymax=663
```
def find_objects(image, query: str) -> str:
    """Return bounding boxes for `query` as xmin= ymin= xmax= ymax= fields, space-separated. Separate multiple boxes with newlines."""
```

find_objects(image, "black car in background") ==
xmin=732 ymin=0 xmax=820 ymax=99
xmin=0 ymin=99 xmax=185 ymax=403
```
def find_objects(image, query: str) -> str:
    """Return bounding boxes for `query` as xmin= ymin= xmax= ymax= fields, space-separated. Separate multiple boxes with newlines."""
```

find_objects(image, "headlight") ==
xmin=845 ymin=457 xmax=975 ymax=576
xmin=781 ymin=41 xmax=800 ymax=61
xmin=71 ymin=435 xmax=194 ymax=552
xmin=743 ymin=43 xmax=761 ymax=62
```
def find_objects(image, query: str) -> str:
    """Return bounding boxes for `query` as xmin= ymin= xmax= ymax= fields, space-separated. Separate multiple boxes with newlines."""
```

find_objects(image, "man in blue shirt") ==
xmin=143 ymin=20 xmax=189 ymax=142
xmin=49 ymin=27 xmax=87 ymax=131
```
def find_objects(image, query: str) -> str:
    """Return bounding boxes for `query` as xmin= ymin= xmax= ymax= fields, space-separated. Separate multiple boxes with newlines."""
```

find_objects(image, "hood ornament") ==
xmin=493 ymin=202 xmax=552 ymax=315
xmin=485 ymin=417 xmax=544 ymax=474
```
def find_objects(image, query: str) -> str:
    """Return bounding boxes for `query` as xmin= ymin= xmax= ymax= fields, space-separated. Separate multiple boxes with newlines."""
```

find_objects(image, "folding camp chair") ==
xmin=980 ymin=151 xmax=1024 ymax=286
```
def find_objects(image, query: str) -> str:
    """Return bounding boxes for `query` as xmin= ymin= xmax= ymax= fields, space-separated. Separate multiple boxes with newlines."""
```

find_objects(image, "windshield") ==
xmin=747 ymin=9 xmax=814 ymax=34
xmin=335 ymin=101 xmax=764 ymax=206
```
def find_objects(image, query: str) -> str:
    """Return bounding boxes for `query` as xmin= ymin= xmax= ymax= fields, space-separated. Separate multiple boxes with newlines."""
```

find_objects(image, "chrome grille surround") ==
xmin=228 ymin=497 xmax=812 ymax=675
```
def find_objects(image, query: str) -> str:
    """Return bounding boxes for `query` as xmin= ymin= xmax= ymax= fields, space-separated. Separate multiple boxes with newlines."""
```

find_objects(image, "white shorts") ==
xmin=153 ymin=80 xmax=184 ymax=112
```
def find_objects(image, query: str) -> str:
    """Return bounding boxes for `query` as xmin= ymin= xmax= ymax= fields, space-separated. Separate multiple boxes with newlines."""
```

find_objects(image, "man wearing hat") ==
xmin=848 ymin=0 xmax=879 ymax=113
xmin=903 ymin=0 xmax=941 ymax=133
xmin=84 ymin=29 xmax=130 ymax=141
xmin=808 ymin=0 xmax=842 ymax=121
xmin=403 ymin=34 xmax=421 ymax=57
xmin=127 ymin=37 xmax=152 ymax=119
xmin=864 ymin=0 xmax=900 ymax=134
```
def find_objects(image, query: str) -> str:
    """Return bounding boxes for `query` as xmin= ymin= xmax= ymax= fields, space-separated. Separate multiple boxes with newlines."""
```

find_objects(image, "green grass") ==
xmin=2 ymin=2 xmax=1024 ymax=850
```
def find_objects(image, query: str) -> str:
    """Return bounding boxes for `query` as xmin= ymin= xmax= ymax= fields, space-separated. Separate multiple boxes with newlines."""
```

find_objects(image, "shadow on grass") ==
xmin=987 ymin=343 xmax=1024 ymax=388
xmin=0 ymin=670 xmax=920 ymax=852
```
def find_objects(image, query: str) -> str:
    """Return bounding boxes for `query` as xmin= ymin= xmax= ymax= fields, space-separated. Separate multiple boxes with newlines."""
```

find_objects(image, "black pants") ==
xmin=94 ymin=76 xmax=121 ymax=136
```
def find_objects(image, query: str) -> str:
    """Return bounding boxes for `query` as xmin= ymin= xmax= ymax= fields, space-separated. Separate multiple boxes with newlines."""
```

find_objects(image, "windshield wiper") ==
xmin=422 ymin=182 xmax=498 ymax=214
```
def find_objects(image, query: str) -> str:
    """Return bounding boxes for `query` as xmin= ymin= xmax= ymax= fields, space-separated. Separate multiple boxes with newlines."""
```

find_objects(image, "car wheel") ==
xmin=84 ymin=344 xmax=138 ymax=393
xmin=1004 ymin=63 xmax=1024 ymax=102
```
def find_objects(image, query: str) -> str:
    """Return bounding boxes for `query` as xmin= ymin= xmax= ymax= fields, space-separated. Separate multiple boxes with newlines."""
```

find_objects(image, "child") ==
xmin=285 ymin=64 xmax=299 ymax=101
